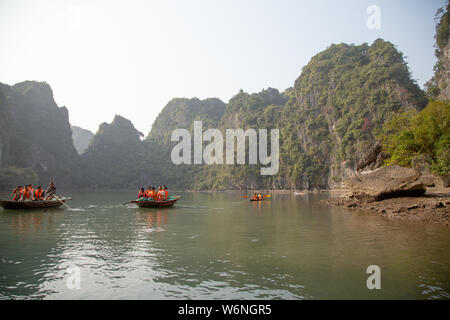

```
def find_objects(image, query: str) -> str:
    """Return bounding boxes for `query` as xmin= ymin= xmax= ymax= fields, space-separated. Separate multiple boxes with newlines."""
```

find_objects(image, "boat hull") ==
xmin=131 ymin=198 xmax=178 ymax=208
xmin=0 ymin=199 xmax=66 ymax=209
xmin=250 ymin=198 xmax=265 ymax=202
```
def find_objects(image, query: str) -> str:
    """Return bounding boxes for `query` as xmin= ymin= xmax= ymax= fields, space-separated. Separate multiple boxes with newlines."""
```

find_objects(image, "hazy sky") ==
xmin=0 ymin=0 xmax=446 ymax=135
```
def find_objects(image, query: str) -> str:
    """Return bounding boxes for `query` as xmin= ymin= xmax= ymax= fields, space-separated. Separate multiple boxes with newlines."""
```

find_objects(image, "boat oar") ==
xmin=55 ymin=196 xmax=73 ymax=210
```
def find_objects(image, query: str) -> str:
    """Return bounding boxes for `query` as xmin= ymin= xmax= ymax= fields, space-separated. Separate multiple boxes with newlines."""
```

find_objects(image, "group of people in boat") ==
xmin=11 ymin=181 xmax=57 ymax=201
xmin=138 ymin=185 xmax=170 ymax=201
xmin=251 ymin=193 xmax=264 ymax=200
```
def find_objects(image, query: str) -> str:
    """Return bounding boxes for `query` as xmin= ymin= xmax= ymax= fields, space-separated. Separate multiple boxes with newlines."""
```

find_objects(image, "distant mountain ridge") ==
xmin=1 ymin=12 xmax=448 ymax=192
xmin=71 ymin=126 xmax=94 ymax=155
xmin=138 ymin=39 xmax=427 ymax=190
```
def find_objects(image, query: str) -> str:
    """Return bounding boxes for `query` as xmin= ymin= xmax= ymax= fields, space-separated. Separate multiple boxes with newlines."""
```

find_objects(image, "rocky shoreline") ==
xmin=323 ymin=187 xmax=450 ymax=226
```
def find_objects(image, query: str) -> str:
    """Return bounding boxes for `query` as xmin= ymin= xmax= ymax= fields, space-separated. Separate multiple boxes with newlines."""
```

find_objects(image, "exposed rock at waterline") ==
xmin=345 ymin=165 xmax=426 ymax=201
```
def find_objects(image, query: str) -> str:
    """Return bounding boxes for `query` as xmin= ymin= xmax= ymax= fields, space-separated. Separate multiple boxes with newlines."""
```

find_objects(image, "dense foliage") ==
xmin=0 ymin=167 xmax=38 ymax=191
xmin=80 ymin=115 xmax=149 ymax=189
xmin=425 ymin=1 xmax=449 ymax=101
xmin=1 ymin=33 xmax=445 ymax=191
xmin=379 ymin=100 xmax=450 ymax=175
xmin=141 ymin=39 xmax=427 ymax=191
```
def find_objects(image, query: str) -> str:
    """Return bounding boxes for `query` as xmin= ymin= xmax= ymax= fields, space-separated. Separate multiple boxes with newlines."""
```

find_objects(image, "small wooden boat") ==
xmin=0 ymin=197 xmax=72 ymax=210
xmin=130 ymin=196 xmax=179 ymax=208
xmin=249 ymin=194 xmax=271 ymax=201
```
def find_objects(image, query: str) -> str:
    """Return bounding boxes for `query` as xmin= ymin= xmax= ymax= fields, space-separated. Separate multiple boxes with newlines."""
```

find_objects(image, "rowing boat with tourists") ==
xmin=123 ymin=184 xmax=180 ymax=208
xmin=0 ymin=181 xmax=72 ymax=209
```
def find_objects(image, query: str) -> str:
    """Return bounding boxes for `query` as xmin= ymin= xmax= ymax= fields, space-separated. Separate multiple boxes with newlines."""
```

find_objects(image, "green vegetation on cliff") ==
xmin=144 ymin=98 xmax=227 ymax=188
xmin=141 ymin=39 xmax=427 ymax=191
xmin=425 ymin=1 xmax=449 ymax=101
xmin=278 ymin=39 xmax=426 ymax=189
xmin=0 ymin=167 xmax=38 ymax=190
xmin=1 ymin=33 xmax=445 ymax=191
xmin=81 ymin=115 xmax=149 ymax=189
xmin=379 ymin=100 xmax=450 ymax=176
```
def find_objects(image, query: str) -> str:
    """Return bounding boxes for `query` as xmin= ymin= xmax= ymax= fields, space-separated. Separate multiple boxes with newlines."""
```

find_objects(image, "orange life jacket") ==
xmin=164 ymin=190 xmax=168 ymax=200
xmin=24 ymin=188 xmax=32 ymax=199
xmin=145 ymin=190 xmax=152 ymax=198
xmin=35 ymin=189 xmax=43 ymax=200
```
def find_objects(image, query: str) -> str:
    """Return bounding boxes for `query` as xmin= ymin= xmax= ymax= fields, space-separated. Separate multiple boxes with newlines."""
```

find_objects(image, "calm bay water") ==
xmin=0 ymin=191 xmax=449 ymax=299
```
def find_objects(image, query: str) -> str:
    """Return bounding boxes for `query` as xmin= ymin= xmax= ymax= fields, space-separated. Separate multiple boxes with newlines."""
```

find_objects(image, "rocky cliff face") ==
xmin=0 ymin=81 xmax=81 ymax=187
xmin=436 ymin=3 xmax=449 ymax=102
xmin=278 ymin=39 xmax=426 ymax=190
xmin=0 ymin=88 xmax=14 ymax=167
xmin=144 ymin=97 xmax=227 ymax=188
xmin=426 ymin=2 xmax=450 ymax=102
xmin=137 ymin=40 xmax=427 ymax=191
xmin=71 ymin=126 xmax=94 ymax=155
xmin=80 ymin=115 xmax=148 ymax=189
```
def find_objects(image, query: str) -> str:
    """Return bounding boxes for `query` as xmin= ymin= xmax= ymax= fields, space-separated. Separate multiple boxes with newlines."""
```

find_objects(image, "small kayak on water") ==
xmin=248 ymin=195 xmax=271 ymax=202
xmin=0 ymin=196 xmax=72 ymax=210
xmin=129 ymin=196 xmax=180 ymax=208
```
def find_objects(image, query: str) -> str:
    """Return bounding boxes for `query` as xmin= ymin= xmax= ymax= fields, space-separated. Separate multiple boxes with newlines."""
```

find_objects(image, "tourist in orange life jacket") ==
xmin=156 ymin=187 xmax=164 ymax=201
xmin=151 ymin=187 xmax=157 ymax=199
xmin=23 ymin=185 xmax=33 ymax=200
xmin=12 ymin=186 xmax=22 ymax=201
xmin=138 ymin=188 xmax=145 ymax=198
xmin=145 ymin=186 xmax=152 ymax=198
xmin=252 ymin=193 xmax=258 ymax=200
xmin=21 ymin=185 xmax=28 ymax=201
xmin=164 ymin=186 xmax=169 ymax=200
xmin=34 ymin=186 xmax=44 ymax=201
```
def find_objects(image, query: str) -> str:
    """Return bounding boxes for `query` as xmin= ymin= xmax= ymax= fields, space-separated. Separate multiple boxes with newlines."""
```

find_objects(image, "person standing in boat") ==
xmin=45 ymin=181 xmax=56 ymax=200
xmin=12 ymin=186 xmax=22 ymax=201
